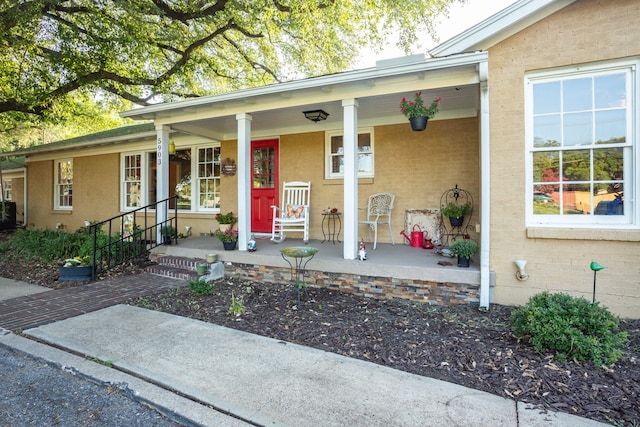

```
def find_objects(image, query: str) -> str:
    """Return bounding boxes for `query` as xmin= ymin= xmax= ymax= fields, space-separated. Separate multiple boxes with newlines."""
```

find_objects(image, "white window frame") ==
xmin=324 ymin=127 xmax=374 ymax=179
xmin=525 ymin=59 xmax=638 ymax=228
xmin=54 ymin=159 xmax=73 ymax=210
xmin=1 ymin=179 xmax=11 ymax=201
xmin=196 ymin=146 xmax=221 ymax=212
xmin=121 ymin=153 xmax=145 ymax=210
xmin=120 ymin=144 xmax=221 ymax=213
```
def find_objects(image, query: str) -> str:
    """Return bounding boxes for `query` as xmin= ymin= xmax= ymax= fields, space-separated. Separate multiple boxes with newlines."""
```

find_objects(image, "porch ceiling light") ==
xmin=303 ymin=109 xmax=329 ymax=122
xmin=168 ymin=140 xmax=176 ymax=155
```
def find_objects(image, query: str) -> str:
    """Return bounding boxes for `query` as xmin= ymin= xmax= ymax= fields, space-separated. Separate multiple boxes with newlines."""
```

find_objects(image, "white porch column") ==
xmin=155 ymin=125 xmax=170 ymax=241
xmin=479 ymin=61 xmax=491 ymax=310
xmin=342 ymin=99 xmax=359 ymax=259
xmin=236 ymin=113 xmax=252 ymax=252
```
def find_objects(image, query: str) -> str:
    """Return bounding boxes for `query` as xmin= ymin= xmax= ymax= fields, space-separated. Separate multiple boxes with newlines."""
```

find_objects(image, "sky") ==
xmin=356 ymin=0 xmax=517 ymax=68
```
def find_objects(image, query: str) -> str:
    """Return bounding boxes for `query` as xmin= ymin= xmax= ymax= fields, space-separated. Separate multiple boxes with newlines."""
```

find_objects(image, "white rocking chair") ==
xmin=271 ymin=181 xmax=311 ymax=243
xmin=359 ymin=192 xmax=395 ymax=249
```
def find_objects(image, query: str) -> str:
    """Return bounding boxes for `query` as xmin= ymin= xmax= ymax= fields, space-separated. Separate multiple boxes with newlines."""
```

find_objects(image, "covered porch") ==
xmin=153 ymin=236 xmax=489 ymax=306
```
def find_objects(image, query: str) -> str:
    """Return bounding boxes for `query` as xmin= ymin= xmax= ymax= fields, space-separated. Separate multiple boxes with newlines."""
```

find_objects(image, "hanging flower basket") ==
xmin=409 ymin=116 xmax=428 ymax=131
xmin=400 ymin=92 xmax=441 ymax=132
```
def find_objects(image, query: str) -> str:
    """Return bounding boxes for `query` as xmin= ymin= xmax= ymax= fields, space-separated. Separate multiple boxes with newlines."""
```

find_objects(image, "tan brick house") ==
xmin=4 ymin=0 xmax=639 ymax=317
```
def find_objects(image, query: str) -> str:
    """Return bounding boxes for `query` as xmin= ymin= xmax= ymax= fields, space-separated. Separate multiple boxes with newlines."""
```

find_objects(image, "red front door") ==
xmin=251 ymin=139 xmax=279 ymax=232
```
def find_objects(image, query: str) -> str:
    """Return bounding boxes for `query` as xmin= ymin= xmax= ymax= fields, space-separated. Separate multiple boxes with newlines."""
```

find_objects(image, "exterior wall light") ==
xmin=515 ymin=259 xmax=529 ymax=281
xmin=168 ymin=140 xmax=176 ymax=155
xmin=303 ymin=109 xmax=329 ymax=122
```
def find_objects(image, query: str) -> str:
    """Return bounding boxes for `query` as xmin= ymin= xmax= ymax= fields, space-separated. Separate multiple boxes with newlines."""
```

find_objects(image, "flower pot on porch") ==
xmin=409 ymin=116 xmax=428 ymax=131
xmin=222 ymin=241 xmax=237 ymax=251
xmin=457 ymin=256 xmax=470 ymax=268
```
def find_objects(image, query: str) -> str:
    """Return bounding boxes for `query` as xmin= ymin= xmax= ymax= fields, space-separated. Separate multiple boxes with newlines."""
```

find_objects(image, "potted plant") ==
xmin=400 ymin=92 xmax=441 ymax=131
xmin=214 ymin=227 xmax=238 ymax=250
xmin=449 ymin=239 xmax=478 ymax=268
xmin=58 ymin=256 xmax=94 ymax=282
xmin=215 ymin=211 xmax=237 ymax=231
xmin=160 ymin=225 xmax=176 ymax=245
xmin=441 ymin=202 xmax=471 ymax=227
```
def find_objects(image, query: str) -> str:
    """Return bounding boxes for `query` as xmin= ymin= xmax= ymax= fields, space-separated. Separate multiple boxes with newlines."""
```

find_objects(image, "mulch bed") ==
xmin=130 ymin=277 xmax=640 ymax=426
xmin=1 ymin=231 xmax=638 ymax=425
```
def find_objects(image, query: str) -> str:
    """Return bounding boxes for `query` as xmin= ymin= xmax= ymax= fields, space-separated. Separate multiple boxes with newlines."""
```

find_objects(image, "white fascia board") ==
xmin=430 ymin=0 xmax=577 ymax=57
xmin=7 ymin=131 xmax=159 ymax=157
xmin=120 ymin=51 xmax=488 ymax=120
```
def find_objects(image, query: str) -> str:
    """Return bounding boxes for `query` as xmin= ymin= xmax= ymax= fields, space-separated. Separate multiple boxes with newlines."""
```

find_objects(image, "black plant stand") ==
xmin=438 ymin=184 xmax=474 ymax=248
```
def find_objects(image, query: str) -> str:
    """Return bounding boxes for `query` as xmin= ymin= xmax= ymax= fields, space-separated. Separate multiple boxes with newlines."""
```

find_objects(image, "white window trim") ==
xmin=121 ymin=152 xmax=146 ymax=211
xmin=524 ymin=59 xmax=639 ymax=229
xmin=324 ymin=127 xmax=374 ymax=179
xmin=1 ymin=179 xmax=11 ymax=201
xmin=54 ymin=159 xmax=73 ymax=211
xmin=195 ymin=145 xmax=221 ymax=212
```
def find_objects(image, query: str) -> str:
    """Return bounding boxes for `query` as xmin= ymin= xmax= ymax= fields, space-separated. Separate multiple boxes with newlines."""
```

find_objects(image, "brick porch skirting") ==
xmin=224 ymin=262 xmax=480 ymax=306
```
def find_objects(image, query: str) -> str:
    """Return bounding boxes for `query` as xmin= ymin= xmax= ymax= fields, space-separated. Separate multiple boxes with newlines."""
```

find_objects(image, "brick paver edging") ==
xmin=0 ymin=274 xmax=185 ymax=332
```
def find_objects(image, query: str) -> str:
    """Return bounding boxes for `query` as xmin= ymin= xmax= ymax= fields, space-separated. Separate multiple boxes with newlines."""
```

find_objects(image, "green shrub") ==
xmin=511 ymin=292 xmax=628 ymax=365
xmin=188 ymin=278 xmax=213 ymax=296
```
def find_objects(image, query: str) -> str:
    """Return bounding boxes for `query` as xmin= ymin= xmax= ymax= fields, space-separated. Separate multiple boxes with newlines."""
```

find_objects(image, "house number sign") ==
xmin=157 ymin=137 xmax=163 ymax=166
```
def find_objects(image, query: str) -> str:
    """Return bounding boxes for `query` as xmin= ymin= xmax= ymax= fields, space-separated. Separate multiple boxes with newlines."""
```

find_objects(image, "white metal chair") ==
xmin=271 ymin=181 xmax=311 ymax=243
xmin=359 ymin=192 xmax=395 ymax=249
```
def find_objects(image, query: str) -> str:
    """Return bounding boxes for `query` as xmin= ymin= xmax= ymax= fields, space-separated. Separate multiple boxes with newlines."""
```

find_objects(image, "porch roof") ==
xmin=120 ymin=51 xmax=488 ymax=141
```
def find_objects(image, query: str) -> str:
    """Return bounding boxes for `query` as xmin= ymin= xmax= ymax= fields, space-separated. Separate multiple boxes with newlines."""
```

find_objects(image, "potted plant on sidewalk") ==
xmin=58 ymin=255 xmax=94 ymax=282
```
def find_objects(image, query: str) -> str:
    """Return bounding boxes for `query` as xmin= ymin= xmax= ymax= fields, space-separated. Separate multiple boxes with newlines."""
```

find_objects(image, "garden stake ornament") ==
xmin=590 ymin=261 xmax=605 ymax=303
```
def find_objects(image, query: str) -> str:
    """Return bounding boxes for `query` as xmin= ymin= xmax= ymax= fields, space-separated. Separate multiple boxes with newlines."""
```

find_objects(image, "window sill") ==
xmin=51 ymin=209 xmax=73 ymax=215
xmin=323 ymin=178 xmax=374 ymax=185
xmin=526 ymin=227 xmax=640 ymax=242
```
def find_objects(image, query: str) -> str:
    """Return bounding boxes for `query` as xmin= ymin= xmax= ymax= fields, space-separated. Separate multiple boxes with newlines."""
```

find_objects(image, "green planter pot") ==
xmin=196 ymin=263 xmax=208 ymax=275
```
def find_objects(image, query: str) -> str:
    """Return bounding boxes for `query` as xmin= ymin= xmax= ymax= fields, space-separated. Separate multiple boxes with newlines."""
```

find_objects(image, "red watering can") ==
xmin=400 ymin=224 xmax=423 ymax=248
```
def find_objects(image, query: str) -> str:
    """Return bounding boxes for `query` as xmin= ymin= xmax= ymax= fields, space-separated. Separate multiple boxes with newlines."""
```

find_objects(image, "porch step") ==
xmin=145 ymin=256 xmax=203 ymax=281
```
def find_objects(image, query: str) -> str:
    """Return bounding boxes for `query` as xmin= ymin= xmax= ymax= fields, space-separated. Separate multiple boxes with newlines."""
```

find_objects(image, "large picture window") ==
xmin=526 ymin=61 xmax=636 ymax=227
xmin=54 ymin=159 xmax=73 ymax=210
xmin=325 ymin=128 xmax=374 ymax=179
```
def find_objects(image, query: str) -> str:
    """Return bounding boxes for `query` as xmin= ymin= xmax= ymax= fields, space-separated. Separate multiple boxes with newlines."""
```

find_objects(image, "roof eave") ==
xmin=4 ymin=130 xmax=158 ymax=157
xmin=429 ymin=0 xmax=577 ymax=57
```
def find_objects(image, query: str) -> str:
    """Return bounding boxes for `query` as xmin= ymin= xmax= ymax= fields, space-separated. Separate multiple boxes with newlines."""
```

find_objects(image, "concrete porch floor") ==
xmin=153 ymin=235 xmax=481 ymax=287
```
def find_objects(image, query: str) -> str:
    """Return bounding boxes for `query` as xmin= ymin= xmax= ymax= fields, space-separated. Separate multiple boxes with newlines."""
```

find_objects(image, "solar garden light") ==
xmin=590 ymin=261 xmax=605 ymax=304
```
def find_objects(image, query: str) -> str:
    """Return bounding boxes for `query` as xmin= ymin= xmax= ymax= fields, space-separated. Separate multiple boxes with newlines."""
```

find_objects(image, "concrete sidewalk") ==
xmin=10 ymin=303 xmax=605 ymax=427
xmin=0 ymin=277 xmax=51 ymax=300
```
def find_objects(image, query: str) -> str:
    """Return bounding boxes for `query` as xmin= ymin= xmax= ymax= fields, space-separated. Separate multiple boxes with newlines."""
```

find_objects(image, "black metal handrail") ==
xmin=88 ymin=196 xmax=179 ymax=279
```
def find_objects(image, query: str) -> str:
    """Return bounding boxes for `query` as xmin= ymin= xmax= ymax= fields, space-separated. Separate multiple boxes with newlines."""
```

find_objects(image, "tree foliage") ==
xmin=0 ymin=0 xmax=462 ymax=136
